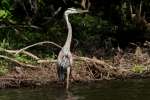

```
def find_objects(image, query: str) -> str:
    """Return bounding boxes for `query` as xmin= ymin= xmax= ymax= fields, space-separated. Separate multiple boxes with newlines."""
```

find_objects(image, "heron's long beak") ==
xmin=76 ymin=9 xmax=88 ymax=13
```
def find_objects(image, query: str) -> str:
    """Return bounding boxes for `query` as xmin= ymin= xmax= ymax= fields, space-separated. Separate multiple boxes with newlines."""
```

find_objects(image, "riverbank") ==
xmin=0 ymin=46 xmax=150 ymax=88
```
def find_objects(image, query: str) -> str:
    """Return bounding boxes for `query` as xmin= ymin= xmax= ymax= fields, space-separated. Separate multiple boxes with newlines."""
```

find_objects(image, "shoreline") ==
xmin=0 ymin=62 xmax=149 ymax=89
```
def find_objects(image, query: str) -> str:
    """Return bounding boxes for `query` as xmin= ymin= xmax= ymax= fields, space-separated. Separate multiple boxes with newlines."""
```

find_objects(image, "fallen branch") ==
xmin=37 ymin=55 xmax=114 ymax=70
xmin=18 ymin=25 xmax=41 ymax=30
xmin=15 ymin=41 xmax=62 ymax=55
xmin=37 ymin=59 xmax=56 ymax=63
xmin=3 ymin=49 xmax=40 ymax=60
xmin=74 ymin=56 xmax=114 ymax=69
xmin=0 ymin=55 xmax=38 ymax=68
xmin=73 ymin=55 xmax=121 ymax=78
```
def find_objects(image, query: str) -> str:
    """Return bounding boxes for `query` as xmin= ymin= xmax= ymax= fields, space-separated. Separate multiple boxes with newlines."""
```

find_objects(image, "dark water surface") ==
xmin=0 ymin=79 xmax=150 ymax=100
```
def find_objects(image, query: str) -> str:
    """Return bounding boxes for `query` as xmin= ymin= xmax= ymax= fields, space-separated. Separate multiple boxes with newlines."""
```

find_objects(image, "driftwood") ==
xmin=0 ymin=41 xmax=61 ymax=68
xmin=15 ymin=41 xmax=62 ymax=55
xmin=3 ymin=49 xmax=40 ymax=60
xmin=0 ymin=55 xmax=38 ymax=68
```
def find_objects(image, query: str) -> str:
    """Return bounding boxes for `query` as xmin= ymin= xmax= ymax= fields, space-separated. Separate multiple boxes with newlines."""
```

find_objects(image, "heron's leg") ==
xmin=66 ymin=66 xmax=70 ymax=89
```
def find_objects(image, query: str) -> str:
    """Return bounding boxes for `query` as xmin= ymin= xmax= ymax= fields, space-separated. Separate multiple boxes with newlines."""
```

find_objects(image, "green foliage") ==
xmin=0 ymin=0 xmax=149 ymax=58
xmin=15 ymin=54 xmax=36 ymax=64
xmin=0 ymin=0 xmax=12 ymax=10
xmin=0 ymin=65 xmax=8 ymax=76
xmin=131 ymin=64 xmax=145 ymax=73
xmin=71 ymin=14 xmax=117 ymax=52
xmin=0 ymin=39 xmax=10 ymax=49
xmin=0 ymin=0 xmax=12 ymax=20
xmin=0 ymin=10 xmax=8 ymax=19
xmin=23 ymin=31 xmax=42 ymax=42
xmin=44 ymin=52 xmax=56 ymax=60
xmin=73 ymin=14 xmax=117 ymax=34
xmin=0 ymin=61 xmax=8 ymax=76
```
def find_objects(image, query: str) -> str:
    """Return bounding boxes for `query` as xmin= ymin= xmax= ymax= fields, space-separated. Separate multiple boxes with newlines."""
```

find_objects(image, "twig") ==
xmin=86 ymin=63 xmax=96 ymax=79
xmin=15 ymin=41 xmax=62 ymax=55
xmin=0 ymin=55 xmax=38 ymax=68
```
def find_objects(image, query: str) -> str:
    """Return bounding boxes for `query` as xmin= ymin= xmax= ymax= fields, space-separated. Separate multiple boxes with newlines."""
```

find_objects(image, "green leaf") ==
xmin=0 ymin=10 xmax=7 ymax=19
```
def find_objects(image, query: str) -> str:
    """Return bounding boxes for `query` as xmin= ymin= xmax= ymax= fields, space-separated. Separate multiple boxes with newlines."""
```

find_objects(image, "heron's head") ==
xmin=65 ymin=8 xmax=88 ymax=16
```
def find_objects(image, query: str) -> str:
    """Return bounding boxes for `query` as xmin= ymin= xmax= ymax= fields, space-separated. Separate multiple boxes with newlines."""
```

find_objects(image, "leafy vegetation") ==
xmin=0 ymin=60 xmax=8 ymax=76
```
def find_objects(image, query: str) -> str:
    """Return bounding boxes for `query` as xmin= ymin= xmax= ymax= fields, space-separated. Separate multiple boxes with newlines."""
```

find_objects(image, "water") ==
xmin=0 ymin=79 xmax=150 ymax=100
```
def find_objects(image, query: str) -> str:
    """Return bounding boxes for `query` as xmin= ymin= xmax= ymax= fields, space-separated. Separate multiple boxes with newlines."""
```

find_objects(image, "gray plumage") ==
xmin=57 ymin=8 xmax=88 ymax=89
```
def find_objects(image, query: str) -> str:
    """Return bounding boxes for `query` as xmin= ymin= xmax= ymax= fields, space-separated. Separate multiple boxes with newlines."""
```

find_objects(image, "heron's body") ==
xmin=57 ymin=49 xmax=72 ymax=81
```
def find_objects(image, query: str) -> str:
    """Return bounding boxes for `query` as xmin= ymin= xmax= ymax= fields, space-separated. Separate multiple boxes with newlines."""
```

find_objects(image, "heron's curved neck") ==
xmin=63 ymin=14 xmax=72 ymax=51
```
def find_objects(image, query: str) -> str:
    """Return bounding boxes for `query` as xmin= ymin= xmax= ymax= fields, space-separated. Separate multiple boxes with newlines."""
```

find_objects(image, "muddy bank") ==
xmin=0 ymin=56 xmax=150 ymax=89
xmin=0 ymin=46 xmax=150 ymax=88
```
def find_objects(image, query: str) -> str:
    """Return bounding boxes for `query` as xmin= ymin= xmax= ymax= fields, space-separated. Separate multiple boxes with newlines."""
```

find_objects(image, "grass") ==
xmin=131 ymin=64 xmax=145 ymax=73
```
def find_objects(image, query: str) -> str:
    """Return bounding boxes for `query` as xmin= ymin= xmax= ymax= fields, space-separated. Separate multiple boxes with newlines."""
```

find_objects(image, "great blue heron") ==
xmin=57 ymin=8 xmax=88 ymax=89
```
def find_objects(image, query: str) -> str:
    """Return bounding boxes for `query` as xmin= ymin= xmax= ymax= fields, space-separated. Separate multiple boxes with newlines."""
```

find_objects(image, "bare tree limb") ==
xmin=0 ymin=24 xmax=41 ymax=30
xmin=37 ymin=59 xmax=56 ymax=63
xmin=129 ymin=1 xmax=136 ymax=19
xmin=1 ymin=48 xmax=40 ymax=60
xmin=0 ymin=55 xmax=38 ymax=68
xmin=37 ymin=55 xmax=114 ymax=70
xmin=15 ymin=41 xmax=62 ymax=55
xmin=139 ymin=0 xmax=143 ymax=16
xmin=21 ymin=51 xmax=40 ymax=60
xmin=73 ymin=55 xmax=114 ymax=69
xmin=18 ymin=25 xmax=41 ymax=30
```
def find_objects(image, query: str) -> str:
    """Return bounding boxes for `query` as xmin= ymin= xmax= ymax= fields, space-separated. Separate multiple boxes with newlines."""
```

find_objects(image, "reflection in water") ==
xmin=66 ymin=91 xmax=84 ymax=100
xmin=0 ymin=87 xmax=83 ymax=100
xmin=55 ymin=90 xmax=83 ymax=100
xmin=0 ymin=79 xmax=150 ymax=100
